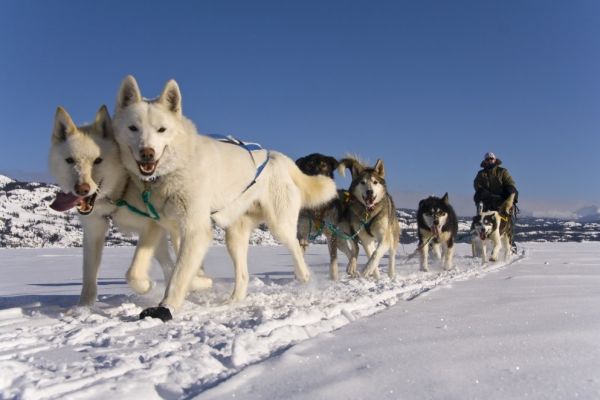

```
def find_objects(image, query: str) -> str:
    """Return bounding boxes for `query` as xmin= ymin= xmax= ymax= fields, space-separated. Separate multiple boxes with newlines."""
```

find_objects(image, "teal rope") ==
xmin=307 ymin=218 xmax=325 ymax=241
xmin=116 ymin=190 xmax=160 ymax=220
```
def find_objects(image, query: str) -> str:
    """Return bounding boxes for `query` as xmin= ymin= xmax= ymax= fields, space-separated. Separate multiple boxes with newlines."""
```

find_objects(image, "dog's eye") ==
xmin=372 ymin=180 xmax=379 ymax=185
xmin=128 ymin=125 xmax=138 ymax=132
xmin=65 ymin=157 xmax=75 ymax=164
xmin=94 ymin=157 xmax=103 ymax=165
xmin=157 ymin=127 xmax=167 ymax=133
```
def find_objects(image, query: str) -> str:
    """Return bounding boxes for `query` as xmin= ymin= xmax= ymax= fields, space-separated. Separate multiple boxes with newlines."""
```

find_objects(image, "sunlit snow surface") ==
xmin=1 ymin=243 xmax=599 ymax=399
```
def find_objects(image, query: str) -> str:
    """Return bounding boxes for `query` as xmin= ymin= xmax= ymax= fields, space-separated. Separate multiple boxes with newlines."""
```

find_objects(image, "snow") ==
xmin=0 ymin=175 xmax=14 ymax=187
xmin=1 ymin=242 xmax=600 ymax=399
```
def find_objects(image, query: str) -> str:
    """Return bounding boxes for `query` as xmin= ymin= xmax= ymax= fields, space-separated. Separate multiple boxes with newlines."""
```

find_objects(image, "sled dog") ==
xmin=416 ymin=193 xmax=458 ymax=271
xmin=471 ymin=210 xmax=512 ymax=264
xmin=112 ymin=76 xmax=337 ymax=320
xmin=49 ymin=106 xmax=211 ymax=306
xmin=295 ymin=154 xmax=353 ymax=280
xmin=338 ymin=157 xmax=400 ymax=279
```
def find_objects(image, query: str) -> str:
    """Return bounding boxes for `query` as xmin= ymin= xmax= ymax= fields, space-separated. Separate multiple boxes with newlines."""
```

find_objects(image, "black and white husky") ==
xmin=471 ymin=209 xmax=512 ymax=264
xmin=416 ymin=193 xmax=458 ymax=272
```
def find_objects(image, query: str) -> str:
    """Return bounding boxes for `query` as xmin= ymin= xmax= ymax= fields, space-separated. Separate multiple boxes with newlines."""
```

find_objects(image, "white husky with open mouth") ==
xmin=112 ymin=75 xmax=336 ymax=321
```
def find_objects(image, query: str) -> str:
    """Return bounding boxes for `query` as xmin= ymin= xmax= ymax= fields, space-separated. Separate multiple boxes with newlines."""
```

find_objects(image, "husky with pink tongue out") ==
xmin=416 ymin=193 xmax=458 ymax=272
xmin=48 ymin=106 xmax=212 ymax=307
xmin=338 ymin=157 xmax=401 ymax=280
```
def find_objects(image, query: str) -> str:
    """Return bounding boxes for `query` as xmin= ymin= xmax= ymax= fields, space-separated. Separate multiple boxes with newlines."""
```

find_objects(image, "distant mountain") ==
xmin=575 ymin=205 xmax=600 ymax=222
xmin=0 ymin=174 xmax=599 ymax=248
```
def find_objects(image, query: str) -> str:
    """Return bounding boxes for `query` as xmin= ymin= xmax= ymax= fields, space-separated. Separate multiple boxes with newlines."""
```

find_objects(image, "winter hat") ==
xmin=484 ymin=152 xmax=496 ymax=160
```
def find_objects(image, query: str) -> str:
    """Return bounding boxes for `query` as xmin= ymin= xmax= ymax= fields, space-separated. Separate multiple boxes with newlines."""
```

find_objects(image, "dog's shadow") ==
xmin=0 ymin=278 xmax=130 ymax=318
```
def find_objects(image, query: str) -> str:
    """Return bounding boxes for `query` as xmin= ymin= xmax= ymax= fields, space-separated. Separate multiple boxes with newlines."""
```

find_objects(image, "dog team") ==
xmin=49 ymin=76 xmax=517 ymax=321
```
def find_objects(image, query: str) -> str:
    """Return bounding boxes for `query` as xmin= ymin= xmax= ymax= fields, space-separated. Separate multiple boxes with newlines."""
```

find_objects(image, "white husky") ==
xmin=49 ymin=106 xmax=211 ymax=306
xmin=112 ymin=75 xmax=337 ymax=320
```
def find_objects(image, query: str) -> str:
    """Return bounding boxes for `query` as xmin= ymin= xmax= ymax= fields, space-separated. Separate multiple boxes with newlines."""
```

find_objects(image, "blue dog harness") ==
xmin=208 ymin=134 xmax=271 ymax=195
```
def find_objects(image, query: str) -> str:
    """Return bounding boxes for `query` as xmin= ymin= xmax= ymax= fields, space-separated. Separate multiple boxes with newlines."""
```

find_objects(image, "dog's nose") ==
xmin=74 ymin=183 xmax=90 ymax=196
xmin=140 ymin=147 xmax=155 ymax=162
xmin=366 ymin=190 xmax=374 ymax=198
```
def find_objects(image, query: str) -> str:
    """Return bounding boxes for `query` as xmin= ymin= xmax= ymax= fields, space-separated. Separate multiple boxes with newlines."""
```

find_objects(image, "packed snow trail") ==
xmin=0 ymin=244 xmax=523 ymax=399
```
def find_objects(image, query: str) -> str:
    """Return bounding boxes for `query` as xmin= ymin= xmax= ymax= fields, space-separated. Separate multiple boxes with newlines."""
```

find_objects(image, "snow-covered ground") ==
xmin=1 ymin=242 xmax=599 ymax=399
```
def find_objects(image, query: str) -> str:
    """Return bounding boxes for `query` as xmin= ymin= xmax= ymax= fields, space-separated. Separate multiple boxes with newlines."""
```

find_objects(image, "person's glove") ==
xmin=500 ymin=193 xmax=516 ymax=216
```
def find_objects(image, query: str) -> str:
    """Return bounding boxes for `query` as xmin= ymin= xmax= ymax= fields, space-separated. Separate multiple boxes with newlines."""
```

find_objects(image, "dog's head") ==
xmin=48 ymin=105 xmax=118 ymax=215
xmin=296 ymin=153 xmax=339 ymax=179
xmin=341 ymin=157 xmax=387 ymax=212
xmin=418 ymin=193 xmax=451 ymax=236
xmin=472 ymin=210 xmax=500 ymax=240
xmin=112 ymin=75 xmax=188 ymax=180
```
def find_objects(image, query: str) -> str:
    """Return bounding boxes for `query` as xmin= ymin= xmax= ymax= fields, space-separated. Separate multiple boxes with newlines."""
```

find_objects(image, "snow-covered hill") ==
xmin=0 ymin=174 xmax=598 ymax=248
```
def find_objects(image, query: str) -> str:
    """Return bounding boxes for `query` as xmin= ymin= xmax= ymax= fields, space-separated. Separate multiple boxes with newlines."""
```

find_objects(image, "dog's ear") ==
xmin=159 ymin=79 xmax=182 ymax=116
xmin=442 ymin=192 xmax=449 ymax=205
xmin=52 ymin=106 xmax=77 ymax=143
xmin=94 ymin=105 xmax=113 ymax=139
xmin=117 ymin=75 xmax=142 ymax=110
xmin=374 ymin=159 xmax=385 ymax=178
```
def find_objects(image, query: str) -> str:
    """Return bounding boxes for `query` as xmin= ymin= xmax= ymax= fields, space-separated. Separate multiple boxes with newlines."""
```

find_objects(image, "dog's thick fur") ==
xmin=49 ymin=106 xmax=212 ymax=306
xmin=416 ymin=193 xmax=458 ymax=271
xmin=112 ymin=76 xmax=337 ymax=318
xmin=295 ymin=154 xmax=355 ymax=280
xmin=339 ymin=157 xmax=400 ymax=279
xmin=471 ymin=210 xmax=512 ymax=264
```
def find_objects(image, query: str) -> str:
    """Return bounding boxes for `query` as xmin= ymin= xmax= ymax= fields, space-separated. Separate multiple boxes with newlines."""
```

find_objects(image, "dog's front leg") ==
xmin=79 ymin=217 xmax=109 ymax=306
xmin=419 ymin=238 xmax=430 ymax=272
xmin=443 ymin=239 xmax=455 ymax=270
xmin=490 ymin=232 xmax=501 ymax=261
xmin=327 ymin=233 xmax=339 ymax=281
xmin=362 ymin=240 xmax=388 ymax=279
xmin=346 ymin=238 xmax=360 ymax=278
xmin=126 ymin=223 xmax=163 ymax=294
xmin=141 ymin=214 xmax=213 ymax=321
xmin=479 ymin=239 xmax=487 ymax=265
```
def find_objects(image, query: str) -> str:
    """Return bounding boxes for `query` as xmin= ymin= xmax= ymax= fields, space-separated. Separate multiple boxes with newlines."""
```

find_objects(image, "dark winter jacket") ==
xmin=473 ymin=158 xmax=517 ymax=210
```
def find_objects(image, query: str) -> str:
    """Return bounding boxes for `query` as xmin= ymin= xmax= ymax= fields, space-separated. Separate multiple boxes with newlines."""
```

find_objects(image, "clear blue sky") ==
xmin=1 ymin=0 xmax=598 ymax=214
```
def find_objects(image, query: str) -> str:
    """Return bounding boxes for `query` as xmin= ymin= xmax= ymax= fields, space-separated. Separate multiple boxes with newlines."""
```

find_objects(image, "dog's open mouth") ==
xmin=76 ymin=192 xmax=98 ymax=215
xmin=363 ymin=195 xmax=377 ymax=212
xmin=138 ymin=161 xmax=158 ymax=176
xmin=49 ymin=181 xmax=101 ymax=215
xmin=431 ymin=225 xmax=440 ymax=236
xmin=479 ymin=230 xmax=487 ymax=240
xmin=49 ymin=191 xmax=98 ymax=215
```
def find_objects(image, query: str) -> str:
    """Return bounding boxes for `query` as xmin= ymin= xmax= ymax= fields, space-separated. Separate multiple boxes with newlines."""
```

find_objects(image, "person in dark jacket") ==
xmin=474 ymin=152 xmax=518 ymax=253
xmin=474 ymin=152 xmax=517 ymax=214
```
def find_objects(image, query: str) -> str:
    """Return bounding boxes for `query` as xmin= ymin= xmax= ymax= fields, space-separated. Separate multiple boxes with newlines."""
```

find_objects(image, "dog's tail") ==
xmin=277 ymin=153 xmax=337 ymax=208
xmin=337 ymin=155 xmax=365 ymax=179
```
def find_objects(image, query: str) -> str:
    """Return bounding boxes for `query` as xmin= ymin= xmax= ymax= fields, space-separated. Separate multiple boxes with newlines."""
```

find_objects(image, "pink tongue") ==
xmin=49 ymin=191 xmax=82 ymax=212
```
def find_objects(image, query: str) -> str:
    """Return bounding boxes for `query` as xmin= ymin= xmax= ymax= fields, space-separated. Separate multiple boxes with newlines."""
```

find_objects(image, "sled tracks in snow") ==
xmin=0 ymin=247 xmax=527 ymax=399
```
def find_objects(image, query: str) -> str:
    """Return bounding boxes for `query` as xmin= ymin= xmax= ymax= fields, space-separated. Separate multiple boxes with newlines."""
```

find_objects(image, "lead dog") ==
xmin=49 ymin=106 xmax=212 ymax=306
xmin=112 ymin=76 xmax=337 ymax=320
xmin=338 ymin=157 xmax=400 ymax=279
xmin=471 ymin=210 xmax=512 ymax=264
xmin=416 ymin=193 xmax=458 ymax=271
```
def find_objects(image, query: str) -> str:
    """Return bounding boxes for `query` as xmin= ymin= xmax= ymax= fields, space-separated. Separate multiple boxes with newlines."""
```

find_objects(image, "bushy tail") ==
xmin=337 ymin=155 xmax=367 ymax=179
xmin=277 ymin=153 xmax=336 ymax=208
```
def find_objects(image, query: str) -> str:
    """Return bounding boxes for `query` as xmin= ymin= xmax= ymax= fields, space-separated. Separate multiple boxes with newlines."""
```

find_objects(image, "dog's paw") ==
xmin=189 ymin=276 xmax=213 ymax=292
xmin=128 ymin=278 xmax=155 ymax=294
xmin=295 ymin=269 xmax=310 ymax=283
xmin=489 ymin=257 xmax=497 ymax=262
xmin=139 ymin=306 xmax=172 ymax=322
